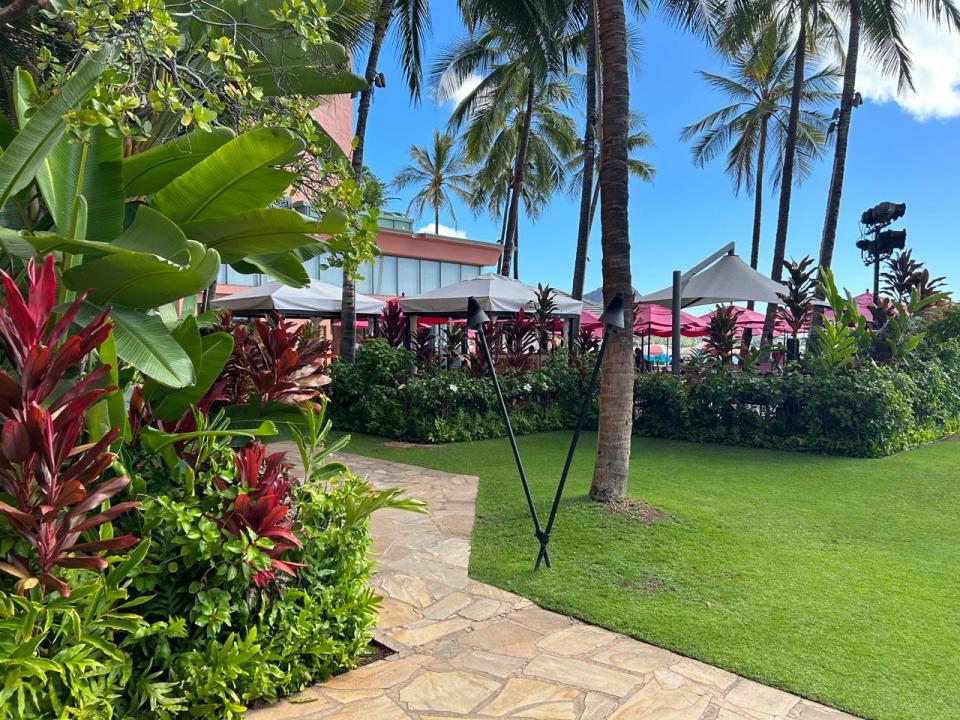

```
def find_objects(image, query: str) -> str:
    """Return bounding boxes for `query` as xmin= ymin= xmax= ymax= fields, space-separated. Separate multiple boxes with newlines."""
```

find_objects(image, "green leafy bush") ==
xmin=633 ymin=357 xmax=960 ymax=457
xmin=331 ymin=341 xmax=592 ymax=443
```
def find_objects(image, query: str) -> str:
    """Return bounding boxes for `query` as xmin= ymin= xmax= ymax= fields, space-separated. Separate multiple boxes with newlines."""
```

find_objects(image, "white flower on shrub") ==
xmin=398 ymin=384 xmax=405 ymax=390
xmin=449 ymin=384 xmax=459 ymax=392
xmin=523 ymin=383 xmax=532 ymax=392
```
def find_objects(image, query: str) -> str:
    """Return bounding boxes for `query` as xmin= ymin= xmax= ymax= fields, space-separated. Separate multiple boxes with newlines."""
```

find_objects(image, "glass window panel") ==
xmin=440 ymin=262 xmax=460 ymax=287
xmin=226 ymin=266 xmax=259 ymax=286
xmin=318 ymin=265 xmax=343 ymax=287
xmin=357 ymin=260 xmax=374 ymax=294
xmin=398 ymin=257 xmax=419 ymax=295
xmin=420 ymin=260 xmax=440 ymax=292
xmin=460 ymin=264 xmax=481 ymax=280
xmin=374 ymin=255 xmax=398 ymax=296
xmin=218 ymin=265 xmax=228 ymax=284
xmin=306 ymin=255 xmax=321 ymax=280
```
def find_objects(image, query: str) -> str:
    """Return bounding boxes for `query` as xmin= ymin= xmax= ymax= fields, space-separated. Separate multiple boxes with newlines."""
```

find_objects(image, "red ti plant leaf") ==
xmin=216 ymin=442 xmax=303 ymax=588
xmin=0 ymin=255 xmax=139 ymax=596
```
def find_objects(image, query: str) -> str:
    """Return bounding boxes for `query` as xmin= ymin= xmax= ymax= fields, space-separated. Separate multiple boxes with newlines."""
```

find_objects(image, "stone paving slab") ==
xmin=248 ymin=451 xmax=858 ymax=720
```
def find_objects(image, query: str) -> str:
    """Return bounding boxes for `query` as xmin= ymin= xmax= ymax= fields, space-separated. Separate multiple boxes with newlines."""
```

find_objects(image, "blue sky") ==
xmin=357 ymin=5 xmax=960 ymax=298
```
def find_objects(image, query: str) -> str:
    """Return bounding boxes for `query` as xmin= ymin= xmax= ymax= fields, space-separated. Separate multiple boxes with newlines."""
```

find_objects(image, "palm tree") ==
xmin=570 ymin=0 xmax=648 ymax=303
xmin=432 ymin=5 xmax=573 ymax=277
xmin=589 ymin=0 xmax=634 ymax=503
xmin=457 ymin=77 xmax=579 ymax=273
xmin=392 ymin=130 xmax=473 ymax=234
xmin=568 ymin=111 xmax=654 ymax=288
xmin=817 ymin=0 xmax=960 ymax=282
xmin=341 ymin=0 xmax=432 ymax=363
xmin=682 ymin=20 xmax=837 ymax=345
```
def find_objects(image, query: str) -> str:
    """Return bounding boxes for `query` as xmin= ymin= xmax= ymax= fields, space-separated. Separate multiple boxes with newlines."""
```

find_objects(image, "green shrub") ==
xmin=331 ymin=344 xmax=591 ymax=443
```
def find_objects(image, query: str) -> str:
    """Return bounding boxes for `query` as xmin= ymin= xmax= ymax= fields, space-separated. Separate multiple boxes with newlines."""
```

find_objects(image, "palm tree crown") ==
xmin=392 ymin=129 xmax=474 ymax=234
xmin=681 ymin=21 xmax=837 ymax=197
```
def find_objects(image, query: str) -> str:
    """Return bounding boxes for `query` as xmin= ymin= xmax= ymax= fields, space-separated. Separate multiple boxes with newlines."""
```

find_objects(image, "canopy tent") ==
xmin=584 ymin=286 xmax=642 ymax=305
xmin=212 ymin=280 xmax=385 ymax=317
xmin=700 ymin=306 xmax=794 ymax=336
xmin=824 ymin=291 xmax=875 ymax=323
xmin=399 ymin=273 xmax=583 ymax=318
xmin=642 ymin=254 xmax=787 ymax=308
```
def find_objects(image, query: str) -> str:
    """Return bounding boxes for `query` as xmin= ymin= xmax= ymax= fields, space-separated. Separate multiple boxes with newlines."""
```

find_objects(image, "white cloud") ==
xmin=436 ymin=72 xmax=483 ymax=108
xmin=417 ymin=223 xmax=467 ymax=239
xmin=857 ymin=11 xmax=960 ymax=120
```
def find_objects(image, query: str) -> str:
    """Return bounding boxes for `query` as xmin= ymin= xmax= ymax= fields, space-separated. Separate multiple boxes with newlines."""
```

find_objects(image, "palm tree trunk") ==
xmin=590 ymin=0 xmax=634 ymax=504
xmin=817 ymin=0 xmax=861 ymax=277
xmin=341 ymin=0 xmax=395 ymax=363
xmin=741 ymin=114 xmax=768 ymax=352
xmin=500 ymin=77 xmax=535 ymax=277
xmin=762 ymin=16 xmax=807 ymax=345
xmin=571 ymin=1 xmax=598 ymax=301
xmin=435 ymin=205 xmax=440 ymax=235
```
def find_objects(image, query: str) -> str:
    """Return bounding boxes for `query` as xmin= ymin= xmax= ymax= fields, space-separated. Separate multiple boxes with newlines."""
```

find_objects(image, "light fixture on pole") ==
xmin=856 ymin=201 xmax=906 ymax=302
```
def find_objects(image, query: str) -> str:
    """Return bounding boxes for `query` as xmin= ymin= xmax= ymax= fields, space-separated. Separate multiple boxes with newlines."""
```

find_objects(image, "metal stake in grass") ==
xmin=467 ymin=295 xmax=624 ymax=570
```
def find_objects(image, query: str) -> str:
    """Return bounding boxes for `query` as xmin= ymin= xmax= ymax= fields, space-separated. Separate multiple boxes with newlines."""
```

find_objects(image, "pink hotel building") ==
xmin=214 ymin=95 xmax=502 ymax=301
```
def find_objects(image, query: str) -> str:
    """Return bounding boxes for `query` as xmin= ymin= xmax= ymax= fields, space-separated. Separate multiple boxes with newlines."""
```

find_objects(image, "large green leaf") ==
xmin=0 ymin=46 xmax=114 ymax=209
xmin=76 ymin=303 xmax=195 ymax=388
xmin=151 ymin=331 xmax=235 ymax=421
xmin=62 ymin=205 xmax=220 ymax=308
xmin=0 ymin=228 xmax=36 ymax=261
xmin=150 ymin=128 xmax=304 ymax=224
xmin=234 ymin=250 xmax=310 ymax=287
xmin=122 ymin=127 xmax=236 ymax=198
xmin=141 ymin=314 xmax=201 ymax=404
xmin=249 ymin=38 xmax=365 ymax=96
xmin=66 ymin=240 xmax=219 ymax=308
xmin=181 ymin=207 xmax=344 ymax=263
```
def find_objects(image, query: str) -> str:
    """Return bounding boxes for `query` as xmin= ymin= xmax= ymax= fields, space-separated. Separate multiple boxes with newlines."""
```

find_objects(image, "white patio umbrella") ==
xmin=212 ymin=280 xmax=385 ymax=317
xmin=642 ymin=254 xmax=786 ymax=308
xmin=399 ymin=273 xmax=583 ymax=318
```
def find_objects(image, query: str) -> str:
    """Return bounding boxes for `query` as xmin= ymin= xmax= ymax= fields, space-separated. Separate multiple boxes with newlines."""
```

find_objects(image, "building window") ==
xmin=374 ymin=255 xmax=398 ymax=296
xmin=461 ymin=264 xmax=481 ymax=280
xmin=398 ymin=257 xmax=419 ymax=295
xmin=318 ymin=264 xmax=343 ymax=287
xmin=420 ymin=260 xmax=440 ymax=292
xmin=357 ymin=260 xmax=374 ymax=294
xmin=440 ymin=261 xmax=460 ymax=287
xmin=224 ymin=265 xmax=259 ymax=286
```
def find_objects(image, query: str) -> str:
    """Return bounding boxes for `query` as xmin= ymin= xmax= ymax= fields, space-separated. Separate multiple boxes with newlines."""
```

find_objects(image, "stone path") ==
xmin=249 ymin=452 xmax=856 ymax=720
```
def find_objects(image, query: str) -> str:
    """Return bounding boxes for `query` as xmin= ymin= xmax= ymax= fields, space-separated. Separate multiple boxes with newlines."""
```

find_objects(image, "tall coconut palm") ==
xmin=433 ymin=6 xmax=573 ymax=277
xmin=341 ymin=0 xmax=432 ymax=363
xmin=392 ymin=129 xmax=474 ymax=234
xmin=817 ymin=0 xmax=960 ymax=282
xmin=458 ymin=76 xmax=579 ymax=273
xmin=682 ymin=20 xmax=837 ymax=345
xmin=589 ymin=0 xmax=634 ymax=503
xmin=568 ymin=111 xmax=654 ymax=252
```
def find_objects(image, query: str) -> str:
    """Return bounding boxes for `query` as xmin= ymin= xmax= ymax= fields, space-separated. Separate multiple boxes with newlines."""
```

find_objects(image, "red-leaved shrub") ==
xmin=0 ymin=256 xmax=138 ymax=596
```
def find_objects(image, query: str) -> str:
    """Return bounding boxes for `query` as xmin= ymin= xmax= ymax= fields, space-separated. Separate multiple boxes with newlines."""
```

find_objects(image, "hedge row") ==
xmin=330 ymin=339 xmax=960 ymax=457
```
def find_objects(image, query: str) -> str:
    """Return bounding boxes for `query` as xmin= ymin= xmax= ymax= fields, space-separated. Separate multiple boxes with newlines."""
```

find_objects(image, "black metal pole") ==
xmin=477 ymin=327 xmax=550 ymax=567
xmin=535 ymin=324 xmax=611 ymax=569
xmin=672 ymin=270 xmax=682 ymax=376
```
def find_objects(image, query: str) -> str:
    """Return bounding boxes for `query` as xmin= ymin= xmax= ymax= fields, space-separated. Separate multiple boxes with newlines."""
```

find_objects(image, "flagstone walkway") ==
xmin=249 ymin=451 xmax=856 ymax=720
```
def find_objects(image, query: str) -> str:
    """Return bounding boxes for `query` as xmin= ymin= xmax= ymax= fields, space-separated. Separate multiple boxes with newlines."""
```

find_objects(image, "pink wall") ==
xmin=311 ymin=95 xmax=354 ymax=156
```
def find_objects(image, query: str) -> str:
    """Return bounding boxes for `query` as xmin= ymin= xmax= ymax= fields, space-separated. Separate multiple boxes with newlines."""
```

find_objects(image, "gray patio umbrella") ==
xmin=399 ymin=273 xmax=583 ymax=318
xmin=641 ymin=244 xmax=787 ymax=375
xmin=641 ymin=254 xmax=786 ymax=308
xmin=211 ymin=280 xmax=385 ymax=317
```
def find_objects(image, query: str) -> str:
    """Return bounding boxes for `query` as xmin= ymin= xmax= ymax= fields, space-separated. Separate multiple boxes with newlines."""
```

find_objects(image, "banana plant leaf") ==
xmin=0 ymin=46 xmax=114 ymax=209
xmin=122 ymin=127 xmax=236 ymax=198
xmin=181 ymin=207 xmax=346 ymax=263
xmin=249 ymin=37 xmax=365 ymax=96
xmin=232 ymin=250 xmax=310 ymax=287
xmin=150 ymin=128 xmax=304 ymax=224
xmin=75 ymin=303 xmax=196 ymax=388
xmin=0 ymin=228 xmax=36 ymax=260
xmin=149 ymin=331 xmax=234 ymax=421
xmin=61 ymin=206 xmax=220 ymax=308
xmin=14 ymin=72 xmax=123 ymax=240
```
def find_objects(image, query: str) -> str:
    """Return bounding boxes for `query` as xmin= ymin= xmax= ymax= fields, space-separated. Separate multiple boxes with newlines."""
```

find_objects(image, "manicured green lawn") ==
xmin=342 ymin=431 xmax=960 ymax=720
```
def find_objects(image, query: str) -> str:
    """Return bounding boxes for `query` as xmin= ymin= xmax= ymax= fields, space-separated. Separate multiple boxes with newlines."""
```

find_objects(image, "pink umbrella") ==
xmin=822 ymin=292 xmax=875 ymax=324
xmin=634 ymin=303 xmax=708 ymax=337
xmin=700 ymin=306 xmax=766 ymax=332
